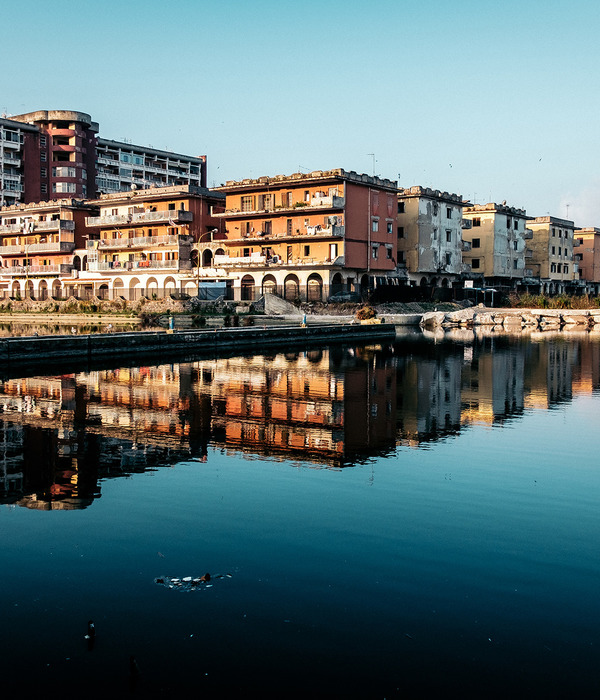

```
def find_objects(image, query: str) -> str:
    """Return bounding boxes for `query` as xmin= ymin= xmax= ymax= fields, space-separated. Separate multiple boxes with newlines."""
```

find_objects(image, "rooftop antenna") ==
xmin=367 ymin=153 xmax=376 ymax=176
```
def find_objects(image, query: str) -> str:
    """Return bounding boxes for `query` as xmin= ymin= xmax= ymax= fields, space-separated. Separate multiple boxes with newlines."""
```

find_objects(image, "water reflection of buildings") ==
xmin=0 ymin=335 xmax=598 ymax=508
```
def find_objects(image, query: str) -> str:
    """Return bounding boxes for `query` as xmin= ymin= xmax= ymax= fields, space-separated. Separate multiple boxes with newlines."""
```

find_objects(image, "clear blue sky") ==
xmin=3 ymin=0 xmax=600 ymax=225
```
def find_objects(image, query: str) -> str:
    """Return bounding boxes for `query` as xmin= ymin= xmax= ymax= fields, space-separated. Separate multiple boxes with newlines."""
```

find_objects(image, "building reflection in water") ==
xmin=0 ymin=333 xmax=598 ymax=509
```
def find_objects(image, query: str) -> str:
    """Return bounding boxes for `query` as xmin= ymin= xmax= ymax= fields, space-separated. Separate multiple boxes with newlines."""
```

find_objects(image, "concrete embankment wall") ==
xmin=0 ymin=323 xmax=396 ymax=374
xmin=421 ymin=308 xmax=600 ymax=331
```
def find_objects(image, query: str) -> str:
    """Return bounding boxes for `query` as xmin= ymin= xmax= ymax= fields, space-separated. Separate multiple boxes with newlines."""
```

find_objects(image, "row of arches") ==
xmin=240 ymin=273 xmax=326 ymax=302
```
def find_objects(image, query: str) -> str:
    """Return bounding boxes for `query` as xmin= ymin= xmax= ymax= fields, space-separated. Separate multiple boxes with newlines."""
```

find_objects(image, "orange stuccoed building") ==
xmin=213 ymin=169 xmax=402 ymax=302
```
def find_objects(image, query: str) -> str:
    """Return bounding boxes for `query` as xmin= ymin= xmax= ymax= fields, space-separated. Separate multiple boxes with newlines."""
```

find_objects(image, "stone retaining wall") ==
xmin=421 ymin=308 xmax=600 ymax=331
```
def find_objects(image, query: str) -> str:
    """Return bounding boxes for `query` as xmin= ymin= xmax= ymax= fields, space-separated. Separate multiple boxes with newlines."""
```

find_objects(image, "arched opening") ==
xmin=24 ymin=280 xmax=34 ymax=299
xmin=113 ymin=278 xmax=124 ymax=299
xmin=52 ymin=280 xmax=62 ymax=300
xmin=11 ymin=281 xmax=21 ymax=299
xmin=441 ymin=278 xmax=448 ymax=288
xmin=129 ymin=277 xmax=141 ymax=301
xmin=164 ymin=277 xmax=177 ymax=297
xmin=73 ymin=255 xmax=81 ymax=271
xmin=38 ymin=280 xmax=48 ymax=301
xmin=98 ymin=284 xmax=109 ymax=300
xmin=307 ymin=273 xmax=323 ymax=302
xmin=215 ymin=248 xmax=225 ymax=257
xmin=262 ymin=274 xmax=277 ymax=296
xmin=146 ymin=277 xmax=159 ymax=299
xmin=184 ymin=280 xmax=197 ymax=296
xmin=241 ymin=274 xmax=255 ymax=301
xmin=190 ymin=249 xmax=199 ymax=269
xmin=82 ymin=255 xmax=88 ymax=271
xmin=284 ymin=274 xmax=300 ymax=302
xmin=330 ymin=272 xmax=344 ymax=298
xmin=202 ymin=249 xmax=213 ymax=267
xmin=420 ymin=277 xmax=428 ymax=287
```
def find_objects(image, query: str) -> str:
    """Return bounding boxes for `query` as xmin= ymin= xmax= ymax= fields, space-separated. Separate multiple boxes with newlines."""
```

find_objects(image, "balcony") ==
xmin=0 ymin=239 xmax=75 ymax=254
xmin=1 ymin=264 xmax=74 ymax=276
xmin=213 ymin=254 xmax=266 ymax=267
xmin=88 ymin=234 xmax=192 ymax=250
xmin=86 ymin=210 xmax=193 ymax=227
xmin=223 ymin=196 xmax=346 ymax=218
xmin=2 ymin=137 xmax=21 ymax=150
xmin=0 ymin=219 xmax=75 ymax=235
xmin=88 ymin=260 xmax=191 ymax=272
xmin=2 ymin=155 xmax=20 ymax=167
xmin=235 ymin=224 xmax=345 ymax=244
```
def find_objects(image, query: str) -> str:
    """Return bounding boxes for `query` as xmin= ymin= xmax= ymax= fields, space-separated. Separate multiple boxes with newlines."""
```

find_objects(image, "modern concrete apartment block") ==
xmin=214 ymin=169 xmax=400 ymax=302
xmin=462 ymin=202 xmax=528 ymax=288
xmin=2 ymin=109 xmax=207 ymax=205
xmin=396 ymin=186 xmax=469 ymax=288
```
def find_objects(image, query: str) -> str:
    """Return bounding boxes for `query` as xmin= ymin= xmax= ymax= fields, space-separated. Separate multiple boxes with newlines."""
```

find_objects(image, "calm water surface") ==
xmin=0 ymin=331 xmax=599 ymax=697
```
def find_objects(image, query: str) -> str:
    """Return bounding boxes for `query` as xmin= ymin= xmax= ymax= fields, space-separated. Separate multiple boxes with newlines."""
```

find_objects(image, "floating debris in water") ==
xmin=154 ymin=573 xmax=231 ymax=592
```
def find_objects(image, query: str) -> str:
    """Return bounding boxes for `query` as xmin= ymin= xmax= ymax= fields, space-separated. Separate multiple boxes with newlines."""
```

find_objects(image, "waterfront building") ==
xmin=81 ymin=184 xmax=225 ymax=299
xmin=461 ymin=202 xmax=529 ymax=289
xmin=214 ymin=169 xmax=401 ymax=302
xmin=396 ymin=186 xmax=471 ymax=289
xmin=574 ymin=228 xmax=600 ymax=295
xmin=3 ymin=109 xmax=207 ymax=204
xmin=526 ymin=216 xmax=577 ymax=294
xmin=0 ymin=198 xmax=98 ymax=300
xmin=1 ymin=117 xmax=39 ymax=207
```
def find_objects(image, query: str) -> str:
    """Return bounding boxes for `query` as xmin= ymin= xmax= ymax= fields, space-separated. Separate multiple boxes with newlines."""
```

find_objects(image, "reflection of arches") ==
xmin=284 ymin=274 xmax=300 ymax=301
xmin=202 ymin=249 xmax=213 ymax=267
xmin=52 ymin=280 xmax=62 ymax=299
xmin=307 ymin=273 xmax=323 ymax=302
xmin=306 ymin=349 xmax=323 ymax=363
xmin=420 ymin=277 xmax=428 ymax=286
xmin=262 ymin=274 xmax=277 ymax=296
xmin=98 ymin=284 xmax=109 ymax=300
xmin=38 ymin=280 xmax=48 ymax=300
xmin=241 ymin=274 xmax=255 ymax=301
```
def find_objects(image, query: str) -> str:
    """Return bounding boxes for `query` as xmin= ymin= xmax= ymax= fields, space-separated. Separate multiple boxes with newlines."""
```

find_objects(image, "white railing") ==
xmin=305 ymin=224 xmax=344 ymax=237
xmin=213 ymin=254 xmax=266 ymax=266
xmin=1 ymin=264 xmax=73 ymax=276
xmin=89 ymin=234 xmax=190 ymax=250
xmin=88 ymin=260 xmax=191 ymax=272
xmin=86 ymin=209 xmax=193 ymax=226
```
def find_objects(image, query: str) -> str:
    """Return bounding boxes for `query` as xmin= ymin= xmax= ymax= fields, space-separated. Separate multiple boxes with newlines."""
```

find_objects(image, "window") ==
xmin=552 ymin=228 xmax=556 ymax=237
xmin=513 ymin=241 xmax=518 ymax=251
xmin=40 ymin=168 xmax=47 ymax=178
xmin=446 ymin=207 xmax=452 ymax=219
xmin=558 ymin=247 xmax=562 ymax=257
xmin=372 ymin=245 xmax=379 ymax=259
xmin=552 ymin=246 xmax=556 ymax=255
xmin=387 ymin=222 xmax=393 ymax=234
xmin=472 ymin=238 xmax=480 ymax=248
xmin=507 ymin=217 xmax=512 ymax=229
xmin=41 ymin=184 xmax=47 ymax=194
xmin=120 ymin=154 xmax=131 ymax=163
xmin=472 ymin=217 xmax=481 ymax=227
xmin=551 ymin=263 xmax=556 ymax=273
xmin=287 ymin=219 xmax=292 ymax=235
xmin=397 ymin=227 xmax=405 ymax=239
xmin=52 ymin=182 xmax=76 ymax=193
xmin=557 ymin=263 xmax=562 ymax=273
xmin=433 ymin=227 xmax=438 ymax=240
xmin=168 ymin=203 xmax=176 ymax=210
xmin=446 ymin=230 xmax=452 ymax=242
xmin=398 ymin=251 xmax=406 ymax=263
xmin=445 ymin=252 xmax=451 ymax=265
xmin=514 ymin=220 xmax=519 ymax=230
xmin=241 ymin=196 xmax=254 ymax=212
xmin=372 ymin=219 xmax=379 ymax=232
xmin=472 ymin=258 xmax=480 ymax=269
xmin=263 ymin=221 xmax=272 ymax=236
xmin=513 ymin=259 xmax=518 ymax=269
xmin=243 ymin=248 xmax=250 ymax=257
xmin=304 ymin=245 xmax=310 ymax=256
xmin=564 ymin=265 xmax=569 ymax=274
xmin=304 ymin=191 xmax=310 ymax=202
xmin=40 ymin=152 xmax=47 ymax=162
xmin=386 ymin=246 xmax=393 ymax=259
xmin=558 ymin=230 xmax=562 ymax=238
xmin=398 ymin=202 xmax=405 ymax=214
xmin=40 ymin=135 xmax=47 ymax=147
xmin=433 ymin=203 xmax=439 ymax=216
